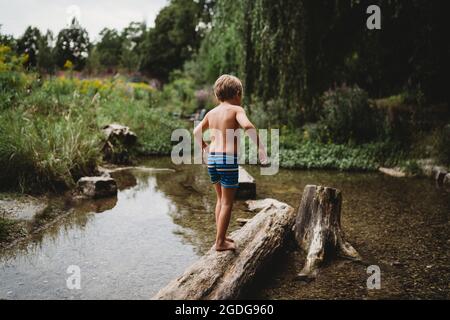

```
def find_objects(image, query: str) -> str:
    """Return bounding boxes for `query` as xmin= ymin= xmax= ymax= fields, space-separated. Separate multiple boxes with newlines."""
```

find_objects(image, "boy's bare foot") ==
xmin=215 ymin=240 xmax=236 ymax=251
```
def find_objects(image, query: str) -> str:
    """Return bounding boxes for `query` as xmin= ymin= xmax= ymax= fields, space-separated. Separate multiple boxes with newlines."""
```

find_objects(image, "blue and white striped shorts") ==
xmin=207 ymin=152 xmax=239 ymax=188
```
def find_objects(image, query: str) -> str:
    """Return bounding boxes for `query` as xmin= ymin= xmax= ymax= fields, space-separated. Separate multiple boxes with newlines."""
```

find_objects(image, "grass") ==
xmin=0 ymin=217 xmax=22 ymax=243
xmin=0 ymin=75 xmax=188 ymax=193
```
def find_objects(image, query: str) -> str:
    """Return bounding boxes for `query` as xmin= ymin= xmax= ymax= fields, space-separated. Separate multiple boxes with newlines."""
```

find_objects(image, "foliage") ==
xmin=0 ymin=106 xmax=101 ymax=191
xmin=0 ymin=45 xmax=34 ymax=109
xmin=0 ymin=52 xmax=190 ymax=191
xmin=193 ymin=0 xmax=244 ymax=85
xmin=120 ymin=22 xmax=148 ymax=73
xmin=280 ymin=141 xmax=405 ymax=171
xmin=140 ymin=0 xmax=205 ymax=81
xmin=96 ymin=28 xmax=123 ymax=71
xmin=54 ymin=18 xmax=90 ymax=71
xmin=17 ymin=26 xmax=42 ymax=68
xmin=318 ymin=85 xmax=382 ymax=144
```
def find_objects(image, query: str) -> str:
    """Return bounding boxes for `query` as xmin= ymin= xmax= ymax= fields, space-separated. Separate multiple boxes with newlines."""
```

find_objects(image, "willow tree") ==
xmin=243 ymin=0 xmax=307 ymax=122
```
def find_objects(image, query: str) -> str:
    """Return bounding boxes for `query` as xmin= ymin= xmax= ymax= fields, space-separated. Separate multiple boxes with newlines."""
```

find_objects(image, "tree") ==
xmin=96 ymin=28 xmax=123 ymax=72
xmin=54 ymin=18 xmax=90 ymax=71
xmin=17 ymin=26 xmax=42 ymax=68
xmin=37 ymin=30 xmax=55 ymax=74
xmin=120 ymin=22 xmax=147 ymax=73
xmin=140 ymin=0 xmax=203 ymax=81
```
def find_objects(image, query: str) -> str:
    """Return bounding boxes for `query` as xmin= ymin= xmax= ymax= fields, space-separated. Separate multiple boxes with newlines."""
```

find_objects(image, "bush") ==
xmin=96 ymin=96 xmax=188 ymax=155
xmin=159 ymin=75 xmax=197 ymax=115
xmin=318 ymin=85 xmax=382 ymax=144
xmin=248 ymin=98 xmax=301 ymax=128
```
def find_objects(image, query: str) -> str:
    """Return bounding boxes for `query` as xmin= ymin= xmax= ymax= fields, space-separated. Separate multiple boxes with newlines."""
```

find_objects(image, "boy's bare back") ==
xmin=206 ymin=103 xmax=242 ymax=154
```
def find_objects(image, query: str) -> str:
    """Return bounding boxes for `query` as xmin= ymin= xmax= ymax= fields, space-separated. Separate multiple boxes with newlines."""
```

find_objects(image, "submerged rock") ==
xmin=236 ymin=166 xmax=256 ymax=199
xmin=76 ymin=176 xmax=118 ymax=198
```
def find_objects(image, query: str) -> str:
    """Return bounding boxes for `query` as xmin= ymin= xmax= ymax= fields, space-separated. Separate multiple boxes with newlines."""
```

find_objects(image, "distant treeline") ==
xmin=0 ymin=0 xmax=214 ymax=80
xmin=1 ymin=0 xmax=448 ymax=109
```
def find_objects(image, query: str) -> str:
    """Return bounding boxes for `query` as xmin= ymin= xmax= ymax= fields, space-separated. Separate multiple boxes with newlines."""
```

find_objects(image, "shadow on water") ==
xmin=0 ymin=156 xmax=448 ymax=299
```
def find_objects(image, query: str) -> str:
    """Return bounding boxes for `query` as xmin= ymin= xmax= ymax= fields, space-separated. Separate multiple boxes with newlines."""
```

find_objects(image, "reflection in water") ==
xmin=0 ymin=157 xmax=448 ymax=299
xmin=0 ymin=166 xmax=198 ymax=299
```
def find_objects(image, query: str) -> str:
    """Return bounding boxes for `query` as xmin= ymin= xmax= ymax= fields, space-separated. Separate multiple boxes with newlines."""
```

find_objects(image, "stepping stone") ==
xmin=77 ymin=176 xmax=118 ymax=199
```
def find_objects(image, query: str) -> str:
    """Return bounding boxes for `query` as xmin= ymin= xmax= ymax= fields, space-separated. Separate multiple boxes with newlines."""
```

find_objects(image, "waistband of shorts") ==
xmin=209 ymin=152 xmax=238 ymax=157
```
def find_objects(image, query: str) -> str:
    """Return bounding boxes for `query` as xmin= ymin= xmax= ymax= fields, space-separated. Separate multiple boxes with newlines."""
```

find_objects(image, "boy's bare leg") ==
xmin=213 ymin=183 xmax=234 ymax=243
xmin=215 ymin=187 xmax=237 ymax=251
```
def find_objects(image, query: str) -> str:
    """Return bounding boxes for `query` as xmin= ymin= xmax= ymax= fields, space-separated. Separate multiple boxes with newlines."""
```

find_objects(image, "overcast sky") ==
xmin=0 ymin=0 xmax=168 ymax=41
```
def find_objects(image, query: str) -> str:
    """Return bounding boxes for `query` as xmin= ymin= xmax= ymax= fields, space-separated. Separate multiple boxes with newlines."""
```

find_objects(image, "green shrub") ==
xmin=318 ymin=85 xmax=382 ymax=144
xmin=280 ymin=141 xmax=404 ymax=171
xmin=160 ymin=75 xmax=197 ymax=115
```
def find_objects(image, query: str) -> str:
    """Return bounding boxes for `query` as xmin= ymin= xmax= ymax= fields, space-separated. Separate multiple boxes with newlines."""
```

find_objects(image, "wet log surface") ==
xmin=153 ymin=198 xmax=295 ymax=300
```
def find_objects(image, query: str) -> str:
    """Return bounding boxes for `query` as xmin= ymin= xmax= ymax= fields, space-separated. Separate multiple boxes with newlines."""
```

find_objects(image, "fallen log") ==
xmin=153 ymin=198 xmax=295 ymax=300
xmin=294 ymin=185 xmax=361 ymax=280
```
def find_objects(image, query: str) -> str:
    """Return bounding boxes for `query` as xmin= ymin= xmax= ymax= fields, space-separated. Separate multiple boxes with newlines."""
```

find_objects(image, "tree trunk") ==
xmin=153 ymin=199 xmax=295 ymax=300
xmin=294 ymin=185 xmax=361 ymax=279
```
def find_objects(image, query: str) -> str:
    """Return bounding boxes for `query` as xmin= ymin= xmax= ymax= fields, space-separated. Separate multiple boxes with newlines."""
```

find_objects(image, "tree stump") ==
xmin=153 ymin=199 xmax=295 ymax=300
xmin=294 ymin=185 xmax=361 ymax=279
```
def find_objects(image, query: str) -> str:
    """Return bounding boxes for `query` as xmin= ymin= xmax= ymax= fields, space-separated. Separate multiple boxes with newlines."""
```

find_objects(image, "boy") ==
xmin=193 ymin=74 xmax=267 ymax=251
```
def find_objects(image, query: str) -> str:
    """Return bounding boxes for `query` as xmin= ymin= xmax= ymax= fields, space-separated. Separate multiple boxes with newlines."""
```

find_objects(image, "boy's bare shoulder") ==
xmin=231 ymin=105 xmax=245 ymax=113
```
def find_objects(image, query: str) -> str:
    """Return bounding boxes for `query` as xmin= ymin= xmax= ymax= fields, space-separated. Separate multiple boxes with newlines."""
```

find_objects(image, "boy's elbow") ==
xmin=243 ymin=124 xmax=256 ymax=131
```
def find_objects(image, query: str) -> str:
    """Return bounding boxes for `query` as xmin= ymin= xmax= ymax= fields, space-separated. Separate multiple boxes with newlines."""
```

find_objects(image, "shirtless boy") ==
xmin=193 ymin=74 xmax=267 ymax=251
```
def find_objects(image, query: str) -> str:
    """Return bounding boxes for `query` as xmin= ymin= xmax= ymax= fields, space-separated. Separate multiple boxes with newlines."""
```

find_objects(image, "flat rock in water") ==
xmin=77 ymin=176 xmax=118 ymax=198
xmin=98 ymin=165 xmax=175 ymax=174
xmin=236 ymin=166 xmax=256 ymax=199
xmin=379 ymin=167 xmax=407 ymax=178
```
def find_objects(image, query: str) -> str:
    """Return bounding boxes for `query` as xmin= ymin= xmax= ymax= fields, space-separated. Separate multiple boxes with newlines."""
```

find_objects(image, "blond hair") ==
xmin=213 ymin=74 xmax=243 ymax=102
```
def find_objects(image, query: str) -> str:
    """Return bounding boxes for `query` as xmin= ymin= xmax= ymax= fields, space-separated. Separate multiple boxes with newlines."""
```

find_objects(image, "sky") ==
xmin=0 ymin=0 xmax=168 ymax=41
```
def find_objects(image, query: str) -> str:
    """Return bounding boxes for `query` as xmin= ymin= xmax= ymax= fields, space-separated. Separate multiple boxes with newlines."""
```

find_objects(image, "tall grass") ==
xmin=0 ymin=108 xmax=100 ymax=191
xmin=0 ymin=74 xmax=188 ymax=192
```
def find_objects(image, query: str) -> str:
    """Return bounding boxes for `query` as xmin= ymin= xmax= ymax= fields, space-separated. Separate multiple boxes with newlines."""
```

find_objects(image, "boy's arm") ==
xmin=193 ymin=114 xmax=209 ymax=151
xmin=236 ymin=107 xmax=268 ymax=164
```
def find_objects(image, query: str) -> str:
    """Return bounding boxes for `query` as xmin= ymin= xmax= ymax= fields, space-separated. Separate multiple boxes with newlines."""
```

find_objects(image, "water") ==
xmin=0 ymin=157 xmax=449 ymax=299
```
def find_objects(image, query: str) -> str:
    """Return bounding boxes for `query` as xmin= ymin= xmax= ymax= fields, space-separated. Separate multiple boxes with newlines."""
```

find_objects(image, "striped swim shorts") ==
xmin=207 ymin=152 xmax=239 ymax=188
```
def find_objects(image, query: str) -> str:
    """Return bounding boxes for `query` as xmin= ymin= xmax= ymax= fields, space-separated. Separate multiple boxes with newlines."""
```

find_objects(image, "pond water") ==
xmin=0 ymin=157 xmax=448 ymax=299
